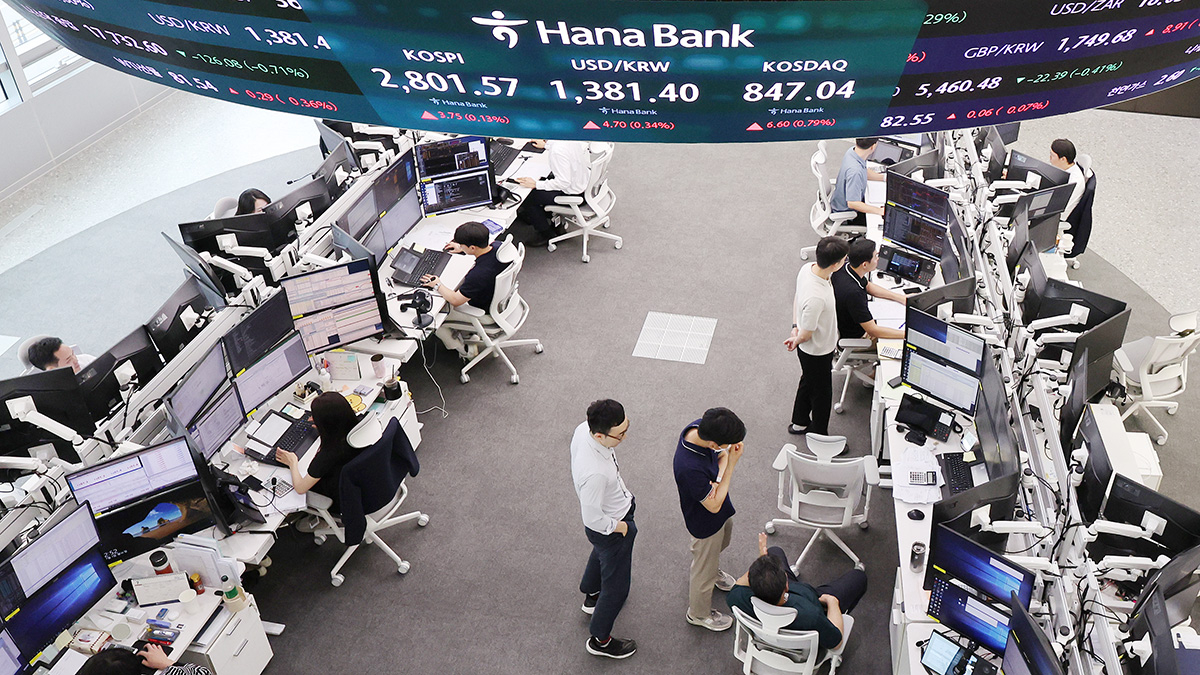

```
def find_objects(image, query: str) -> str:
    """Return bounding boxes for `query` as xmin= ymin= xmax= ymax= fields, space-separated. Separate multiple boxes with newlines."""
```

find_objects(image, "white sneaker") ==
xmin=715 ymin=569 xmax=737 ymax=592
xmin=686 ymin=610 xmax=733 ymax=632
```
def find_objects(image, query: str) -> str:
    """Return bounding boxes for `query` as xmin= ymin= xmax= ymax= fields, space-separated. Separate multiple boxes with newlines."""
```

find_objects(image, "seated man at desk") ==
xmin=726 ymin=534 xmax=866 ymax=651
xmin=26 ymin=336 xmax=94 ymax=374
xmin=420 ymin=221 xmax=509 ymax=358
xmin=79 ymin=644 xmax=210 ymax=674
xmin=513 ymin=139 xmax=591 ymax=247
xmin=830 ymin=138 xmax=886 ymax=228
xmin=832 ymin=238 xmax=907 ymax=341
xmin=277 ymin=392 xmax=361 ymax=514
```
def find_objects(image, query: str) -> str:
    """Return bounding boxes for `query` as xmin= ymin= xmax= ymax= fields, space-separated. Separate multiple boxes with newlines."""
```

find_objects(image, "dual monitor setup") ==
xmin=879 ymin=170 xmax=972 ymax=292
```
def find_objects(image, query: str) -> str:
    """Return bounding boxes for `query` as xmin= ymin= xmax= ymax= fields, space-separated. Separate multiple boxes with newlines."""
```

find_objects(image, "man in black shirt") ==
xmin=422 ymin=221 xmax=509 ymax=356
xmin=831 ymin=238 xmax=907 ymax=341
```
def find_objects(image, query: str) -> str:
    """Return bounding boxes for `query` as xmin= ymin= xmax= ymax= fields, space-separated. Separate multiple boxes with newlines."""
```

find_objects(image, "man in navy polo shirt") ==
xmin=673 ymin=407 xmax=747 ymax=632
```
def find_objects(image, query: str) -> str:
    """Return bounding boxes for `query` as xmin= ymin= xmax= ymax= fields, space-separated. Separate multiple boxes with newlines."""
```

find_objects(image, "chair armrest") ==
xmin=772 ymin=444 xmax=795 ymax=472
xmin=830 ymin=211 xmax=858 ymax=223
xmin=1113 ymin=348 xmax=1133 ymax=381
xmin=306 ymin=492 xmax=333 ymax=511
xmin=454 ymin=305 xmax=486 ymax=318
xmin=553 ymin=195 xmax=584 ymax=205
xmin=838 ymin=338 xmax=874 ymax=350
xmin=863 ymin=455 xmax=880 ymax=486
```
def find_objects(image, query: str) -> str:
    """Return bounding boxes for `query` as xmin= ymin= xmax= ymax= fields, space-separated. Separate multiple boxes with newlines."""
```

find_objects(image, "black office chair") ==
xmin=1063 ymin=166 xmax=1096 ymax=268
xmin=304 ymin=417 xmax=429 ymax=586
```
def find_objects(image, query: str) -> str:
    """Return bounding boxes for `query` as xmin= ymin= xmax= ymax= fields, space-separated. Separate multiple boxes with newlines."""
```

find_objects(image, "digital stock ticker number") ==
xmin=8 ymin=0 xmax=1200 ymax=143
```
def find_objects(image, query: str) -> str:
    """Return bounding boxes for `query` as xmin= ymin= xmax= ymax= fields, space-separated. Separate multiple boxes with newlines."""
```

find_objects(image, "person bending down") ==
xmin=80 ymin=644 xmax=210 ymax=675
xmin=726 ymin=533 xmax=867 ymax=650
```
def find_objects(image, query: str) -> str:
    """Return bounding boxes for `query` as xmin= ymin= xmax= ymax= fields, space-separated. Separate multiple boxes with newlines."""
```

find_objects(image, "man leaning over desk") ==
xmin=832 ymin=238 xmax=907 ymax=342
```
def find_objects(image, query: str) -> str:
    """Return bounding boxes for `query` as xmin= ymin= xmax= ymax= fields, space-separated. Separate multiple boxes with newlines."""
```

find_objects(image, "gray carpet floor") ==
xmin=0 ymin=139 xmax=1196 ymax=674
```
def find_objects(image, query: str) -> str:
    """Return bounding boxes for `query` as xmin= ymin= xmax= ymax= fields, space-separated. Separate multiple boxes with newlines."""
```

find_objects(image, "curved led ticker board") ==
xmin=10 ymin=0 xmax=1200 ymax=142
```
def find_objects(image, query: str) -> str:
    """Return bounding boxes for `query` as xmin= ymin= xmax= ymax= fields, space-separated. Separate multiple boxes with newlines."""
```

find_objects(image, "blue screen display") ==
xmin=5 ymin=550 xmax=116 ymax=660
xmin=929 ymin=525 xmax=1034 ymax=607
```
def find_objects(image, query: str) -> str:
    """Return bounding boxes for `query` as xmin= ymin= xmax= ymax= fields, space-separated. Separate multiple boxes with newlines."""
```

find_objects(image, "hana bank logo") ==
xmin=472 ymin=11 xmax=528 ymax=48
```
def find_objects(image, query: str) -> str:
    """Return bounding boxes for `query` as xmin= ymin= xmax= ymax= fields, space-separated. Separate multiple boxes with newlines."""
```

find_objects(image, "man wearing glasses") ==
xmin=570 ymin=399 xmax=638 ymax=660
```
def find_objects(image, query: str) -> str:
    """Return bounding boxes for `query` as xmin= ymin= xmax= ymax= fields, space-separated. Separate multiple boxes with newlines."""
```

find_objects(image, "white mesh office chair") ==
xmin=16 ymin=335 xmax=53 ymax=374
xmin=544 ymin=142 xmax=621 ymax=263
xmin=832 ymin=339 xmax=877 ymax=415
xmin=439 ymin=239 xmax=543 ymax=384
xmin=732 ymin=597 xmax=854 ymax=675
xmin=764 ymin=438 xmax=878 ymax=573
xmin=209 ymin=197 xmax=238 ymax=220
xmin=1113 ymin=311 xmax=1200 ymax=445
xmin=809 ymin=141 xmax=863 ymax=236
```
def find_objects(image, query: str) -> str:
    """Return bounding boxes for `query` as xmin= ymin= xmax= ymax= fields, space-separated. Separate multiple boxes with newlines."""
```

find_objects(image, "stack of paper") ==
xmin=892 ymin=446 xmax=944 ymax=504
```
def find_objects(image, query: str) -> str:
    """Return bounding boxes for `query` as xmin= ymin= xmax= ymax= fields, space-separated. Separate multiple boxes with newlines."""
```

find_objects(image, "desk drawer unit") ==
xmin=184 ymin=598 xmax=273 ymax=675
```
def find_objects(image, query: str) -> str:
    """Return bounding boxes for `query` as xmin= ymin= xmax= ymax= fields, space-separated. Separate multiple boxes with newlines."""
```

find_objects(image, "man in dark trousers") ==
xmin=570 ymin=399 xmax=637 ymax=659
xmin=785 ymin=236 xmax=849 ymax=435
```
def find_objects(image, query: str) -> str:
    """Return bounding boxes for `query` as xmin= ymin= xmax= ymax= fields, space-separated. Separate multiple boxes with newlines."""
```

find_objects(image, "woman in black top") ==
xmin=80 ymin=644 xmax=210 ymax=674
xmin=234 ymin=188 xmax=271 ymax=215
xmin=277 ymin=392 xmax=361 ymax=512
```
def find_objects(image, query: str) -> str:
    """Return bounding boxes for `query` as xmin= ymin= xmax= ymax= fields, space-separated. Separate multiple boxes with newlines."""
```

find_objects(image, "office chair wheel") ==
xmin=1070 ymin=259 xmax=1080 ymax=269
xmin=581 ymin=254 xmax=590 ymax=263
xmin=418 ymin=514 xmax=430 ymax=526
xmin=1167 ymin=404 xmax=1179 ymax=415
xmin=1157 ymin=436 xmax=1167 ymax=446
xmin=534 ymin=343 xmax=544 ymax=353
xmin=764 ymin=522 xmax=776 ymax=534
xmin=398 ymin=561 xmax=411 ymax=574
xmin=603 ymin=222 xmax=611 ymax=228
xmin=859 ymin=522 xmax=870 ymax=530
xmin=460 ymin=374 xmax=470 ymax=384
xmin=834 ymin=403 xmax=844 ymax=414
xmin=614 ymin=241 xmax=622 ymax=249
xmin=547 ymin=243 xmax=557 ymax=252
xmin=330 ymin=574 xmax=344 ymax=587
xmin=800 ymin=250 xmax=810 ymax=261
xmin=510 ymin=374 xmax=520 ymax=384
xmin=314 ymin=535 xmax=326 ymax=546
xmin=261 ymin=557 xmax=272 ymax=568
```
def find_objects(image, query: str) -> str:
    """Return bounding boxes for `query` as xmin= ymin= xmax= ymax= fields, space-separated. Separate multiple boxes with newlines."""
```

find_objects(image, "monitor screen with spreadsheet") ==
xmin=279 ymin=258 xmax=388 ymax=355
xmin=905 ymin=308 xmax=985 ymax=377
xmin=0 ymin=504 xmax=99 ymax=619
xmin=166 ymin=341 xmax=229 ymax=427
xmin=232 ymin=333 xmax=311 ymax=414
xmin=66 ymin=438 xmax=199 ymax=517
xmin=184 ymin=386 xmax=244 ymax=460
xmin=0 ymin=630 xmax=19 ymax=675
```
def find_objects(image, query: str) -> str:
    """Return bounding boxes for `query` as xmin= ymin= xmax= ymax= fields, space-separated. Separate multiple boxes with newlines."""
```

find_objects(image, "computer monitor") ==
xmin=0 ymin=630 xmax=20 ymax=675
xmin=886 ymin=171 xmax=949 ymax=225
xmin=1060 ymin=347 xmax=1089 ymax=452
xmin=418 ymin=170 xmax=496 ymax=217
xmin=1002 ymin=591 xmax=1064 ymax=675
xmin=924 ymin=524 xmax=1033 ymax=654
xmin=1006 ymin=150 xmax=1070 ymax=188
xmin=313 ymin=140 xmax=360 ymax=199
xmin=932 ymin=472 xmax=1022 ymax=550
xmin=232 ymin=332 xmax=310 ymax=414
xmin=332 ymin=224 xmax=374 ymax=262
xmin=374 ymin=149 xmax=418 ymax=209
xmin=946 ymin=210 xmax=974 ymax=276
xmin=415 ymin=135 xmax=490 ymax=180
xmin=888 ymin=151 xmax=943 ymax=182
xmin=145 ymin=276 xmax=224 ymax=361
xmin=1136 ymin=543 xmax=1200 ymax=627
xmin=1037 ymin=281 xmax=1126 ymax=333
xmin=1126 ymin=588 xmax=1179 ymax=675
xmin=75 ymin=326 xmax=164 ymax=422
xmin=162 ymin=234 xmax=228 ymax=304
xmin=871 ymin=139 xmax=915 ymax=166
xmin=221 ymin=291 xmax=295 ymax=374
xmin=4 ymin=548 xmax=115 ymax=661
xmin=179 ymin=210 xmax=296 ymax=257
xmin=0 ymin=368 xmax=93 ymax=463
xmin=905 ymin=308 xmax=985 ymax=377
xmin=977 ymin=127 xmax=1007 ymax=182
xmin=996 ymin=122 xmax=1021 ymax=145
xmin=314 ymin=118 xmax=347 ymax=156
xmin=907 ymin=277 xmax=977 ymax=317
xmin=65 ymin=437 xmax=224 ymax=563
xmin=339 ymin=189 xmax=381 ymax=240
xmin=165 ymin=341 xmax=229 ymax=427
xmin=883 ymin=206 xmax=946 ymax=260
xmin=1074 ymin=403 xmax=1114 ymax=524
xmin=1013 ymin=242 xmax=1049 ymax=325
xmin=1068 ymin=308 xmax=1130 ymax=402
xmin=180 ymin=385 xmax=243 ymax=460
xmin=279 ymin=258 xmax=389 ymax=354
xmin=1017 ymin=183 xmax=1074 ymax=222
xmin=263 ymin=177 xmax=333 ymax=224
xmin=974 ymin=347 xmax=1023 ymax=486
xmin=2 ymin=504 xmax=99 ymax=615
xmin=901 ymin=347 xmax=980 ymax=415
xmin=1102 ymin=474 xmax=1200 ymax=560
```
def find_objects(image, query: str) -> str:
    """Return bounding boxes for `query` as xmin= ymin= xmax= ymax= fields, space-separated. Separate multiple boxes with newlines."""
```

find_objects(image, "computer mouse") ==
xmin=495 ymin=137 xmax=514 ymax=146
xmin=908 ymin=509 xmax=925 ymax=521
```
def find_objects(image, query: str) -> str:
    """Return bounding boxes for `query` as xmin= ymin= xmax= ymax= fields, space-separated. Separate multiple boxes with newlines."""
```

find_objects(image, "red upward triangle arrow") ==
xmin=947 ymin=113 xmax=957 ymax=120
xmin=421 ymin=111 xmax=438 ymax=120
xmin=746 ymin=122 xmax=763 ymax=131
xmin=229 ymin=88 xmax=239 ymax=95
xmin=583 ymin=121 xmax=600 ymax=130
xmin=1146 ymin=29 xmax=1155 ymax=35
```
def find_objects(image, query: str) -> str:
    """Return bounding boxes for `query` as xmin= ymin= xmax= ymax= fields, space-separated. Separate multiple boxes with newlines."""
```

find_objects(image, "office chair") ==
xmin=1112 ymin=311 xmax=1200 ymax=446
xmin=731 ymin=598 xmax=854 ymax=675
xmin=1062 ymin=160 xmax=1096 ymax=270
xmin=809 ymin=141 xmax=863 ymax=241
xmin=832 ymin=339 xmax=877 ymax=415
xmin=764 ymin=439 xmax=878 ymax=573
xmin=439 ymin=238 xmax=543 ymax=384
xmin=544 ymin=142 xmax=621 ymax=263
xmin=209 ymin=197 xmax=238 ymax=220
xmin=304 ymin=417 xmax=429 ymax=586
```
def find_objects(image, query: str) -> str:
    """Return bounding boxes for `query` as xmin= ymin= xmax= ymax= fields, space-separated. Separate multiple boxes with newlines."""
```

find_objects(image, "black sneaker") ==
xmin=586 ymin=636 xmax=637 ymax=659
xmin=582 ymin=592 xmax=599 ymax=615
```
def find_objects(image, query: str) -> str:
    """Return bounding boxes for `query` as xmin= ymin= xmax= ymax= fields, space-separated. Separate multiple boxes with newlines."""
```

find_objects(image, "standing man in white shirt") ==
xmin=1049 ymin=138 xmax=1086 ymax=222
xmin=784 ymin=237 xmax=849 ymax=436
xmin=514 ymin=139 xmax=591 ymax=246
xmin=570 ymin=399 xmax=638 ymax=660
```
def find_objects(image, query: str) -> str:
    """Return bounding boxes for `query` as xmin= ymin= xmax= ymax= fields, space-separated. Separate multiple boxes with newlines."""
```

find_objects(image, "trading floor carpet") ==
xmin=1 ymin=140 xmax=1196 ymax=674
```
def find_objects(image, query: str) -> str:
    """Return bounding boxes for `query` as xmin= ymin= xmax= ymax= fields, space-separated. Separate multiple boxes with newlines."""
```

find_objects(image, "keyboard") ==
xmin=391 ymin=247 xmax=451 ymax=286
xmin=941 ymin=452 xmax=975 ymax=494
xmin=489 ymin=141 xmax=521 ymax=175
xmin=248 ymin=414 xmax=318 ymax=467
